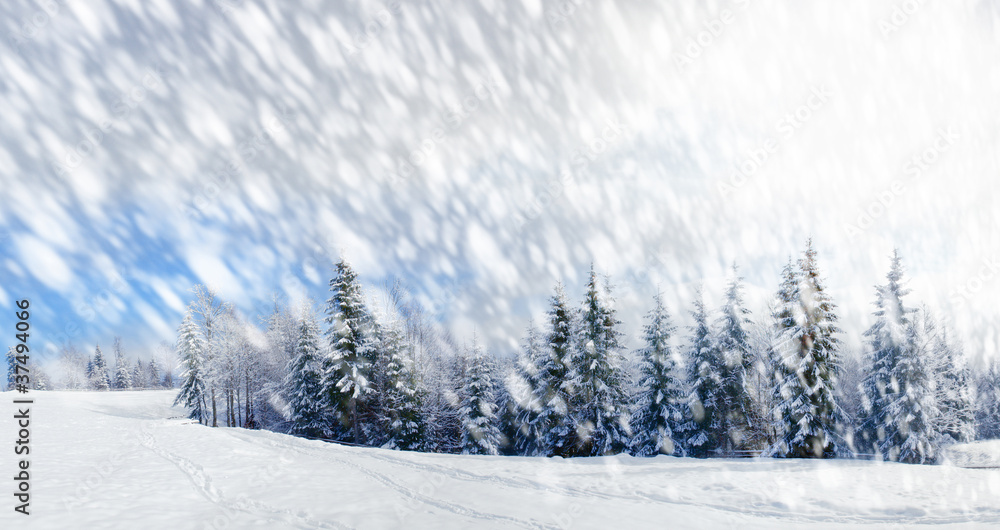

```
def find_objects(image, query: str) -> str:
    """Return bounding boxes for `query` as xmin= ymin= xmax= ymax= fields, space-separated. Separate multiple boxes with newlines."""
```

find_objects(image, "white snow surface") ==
xmin=4 ymin=391 xmax=1000 ymax=529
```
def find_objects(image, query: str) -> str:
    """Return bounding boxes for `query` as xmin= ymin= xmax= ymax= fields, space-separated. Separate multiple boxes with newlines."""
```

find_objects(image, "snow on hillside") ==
xmin=2 ymin=391 xmax=999 ymax=529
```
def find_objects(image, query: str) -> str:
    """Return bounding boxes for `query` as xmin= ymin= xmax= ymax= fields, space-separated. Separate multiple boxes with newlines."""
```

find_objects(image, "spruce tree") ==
xmin=768 ymin=258 xmax=801 ymax=455
xmin=776 ymin=240 xmax=841 ymax=458
xmin=890 ymin=308 xmax=939 ymax=464
xmin=287 ymin=313 xmax=328 ymax=438
xmin=113 ymin=338 xmax=132 ymax=390
xmin=933 ymin=328 xmax=975 ymax=444
xmin=174 ymin=311 xmax=209 ymax=424
xmin=459 ymin=341 xmax=503 ymax=455
xmin=632 ymin=292 xmax=686 ymax=456
xmin=862 ymin=250 xmax=914 ymax=460
xmin=715 ymin=264 xmax=753 ymax=453
xmin=90 ymin=345 xmax=111 ymax=391
xmin=684 ymin=288 xmax=724 ymax=457
xmin=163 ymin=364 xmax=174 ymax=389
xmin=574 ymin=268 xmax=631 ymax=456
xmin=132 ymin=359 xmax=145 ymax=390
xmin=512 ymin=322 xmax=547 ymax=455
xmin=6 ymin=347 xmax=16 ymax=391
xmin=322 ymin=259 xmax=378 ymax=443
xmin=148 ymin=357 xmax=162 ymax=388
xmin=976 ymin=362 xmax=1000 ymax=440
xmin=380 ymin=318 xmax=425 ymax=451
xmin=538 ymin=283 xmax=579 ymax=457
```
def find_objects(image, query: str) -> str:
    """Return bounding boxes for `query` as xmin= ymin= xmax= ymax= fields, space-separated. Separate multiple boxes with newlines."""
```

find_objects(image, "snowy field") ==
xmin=1 ymin=391 xmax=997 ymax=529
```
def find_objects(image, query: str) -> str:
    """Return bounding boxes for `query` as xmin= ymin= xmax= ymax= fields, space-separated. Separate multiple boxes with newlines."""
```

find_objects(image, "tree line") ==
xmin=6 ymin=337 xmax=173 ymax=392
xmin=172 ymin=240 xmax=1000 ymax=463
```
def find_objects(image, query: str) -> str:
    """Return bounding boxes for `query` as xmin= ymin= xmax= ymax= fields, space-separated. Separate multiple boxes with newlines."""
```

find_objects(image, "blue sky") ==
xmin=2 ymin=0 xmax=998 ymax=368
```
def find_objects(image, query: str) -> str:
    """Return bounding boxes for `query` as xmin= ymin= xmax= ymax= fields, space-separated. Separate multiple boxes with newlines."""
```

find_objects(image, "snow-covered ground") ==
xmin=4 ymin=391 xmax=999 ymax=529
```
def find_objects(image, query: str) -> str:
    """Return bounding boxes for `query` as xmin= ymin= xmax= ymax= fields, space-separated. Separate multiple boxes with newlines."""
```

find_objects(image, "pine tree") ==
xmin=148 ymin=357 xmax=162 ymax=388
xmin=512 ymin=322 xmax=547 ymax=455
xmin=322 ymin=259 xmax=378 ymax=443
xmin=5 ymin=347 xmax=16 ymax=391
xmin=90 ymin=345 xmax=111 ymax=391
xmin=459 ymin=341 xmax=503 ymax=455
xmin=684 ymin=288 xmax=724 ymax=457
xmin=933 ymin=329 xmax=975 ymax=444
xmin=889 ymin=308 xmax=939 ymax=464
xmin=776 ymin=240 xmax=841 ymax=458
xmin=132 ymin=360 xmax=145 ymax=390
xmin=715 ymin=264 xmax=753 ymax=453
xmin=632 ymin=292 xmax=686 ymax=456
xmin=286 ymin=312 xmax=328 ymax=438
xmin=573 ymin=269 xmax=631 ymax=456
xmin=862 ymin=250 xmax=914 ymax=460
xmin=976 ymin=362 xmax=1000 ymax=440
xmin=538 ymin=283 xmax=579 ymax=457
xmin=163 ymin=363 xmax=175 ymax=388
xmin=769 ymin=258 xmax=801 ymax=455
xmin=381 ymin=321 xmax=425 ymax=451
xmin=113 ymin=337 xmax=132 ymax=390
xmin=174 ymin=310 xmax=209 ymax=424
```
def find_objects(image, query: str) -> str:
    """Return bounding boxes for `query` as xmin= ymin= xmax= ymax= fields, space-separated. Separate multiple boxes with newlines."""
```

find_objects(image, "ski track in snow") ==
xmin=221 ymin=428 xmax=1000 ymax=528
xmin=138 ymin=426 xmax=352 ymax=530
xmin=14 ymin=391 xmax=1000 ymax=529
xmin=220 ymin=429 xmax=550 ymax=529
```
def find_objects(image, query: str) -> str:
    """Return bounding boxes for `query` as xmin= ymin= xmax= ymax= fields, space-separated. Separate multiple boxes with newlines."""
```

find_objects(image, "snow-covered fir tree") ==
xmin=632 ymin=292 xmax=686 ymax=456
xmin=976 ymin=362 xmax=1000 ymax=440
xmin=861 ymin=250 xmax=915 ymax=460
xmin=380 ymin=320 xmax=425 ymax=451
xmin=573 ymin=269 xmax=631 ymax=456
xmin=5 ymin=347 xmax=16 ymax=391
xmin=886 ymin=307 xmax=940 ymax=464
xmin=90 ymin=345 xmax=111 ymax=391
xmin=538 ymin=283 xmax=580 ymax=457
xmin=323 ymin=259 xmax=379 ymax=443
xmin=714 ymin=264 xmax=753 ymax=453
xmin=931 ymin=328 xmax=975 ymax=444
xmin=511 ymin=321 xmax=547 ymax=455
xmin=132 ymin=359 xmax=145 ymax=390
xmin=174 ymin=310 xmax=209 ymax=424
xmin=459 ymin=340 xmax=503 ymax=455
xmin=148 ymin=357 xmax=162 ymax=388
xmin=113 ymin=337 xmax=132 ymax=390
xmin=684 ymin=288 xmax=724 ymax=457
xmin=772 ymin=241 xmax=841 ymax=458
xmin=163 ymin=362 xmax=174 ymax=389
xmin=769 ymin=258 xmax=802 ymax=454
xmin=286 ymin=310 xmax=328 ymax=438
